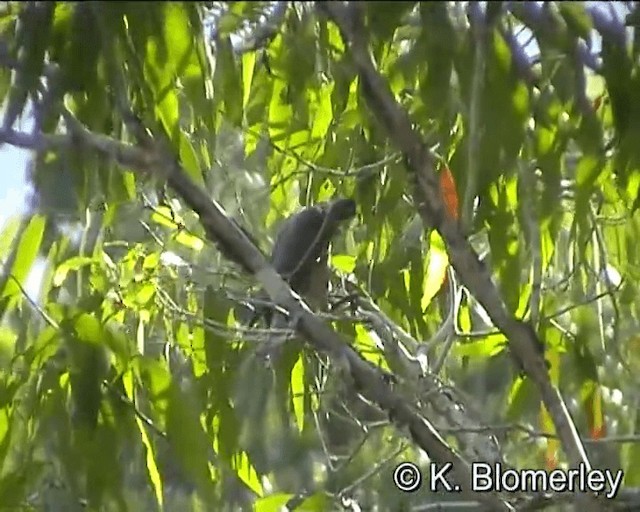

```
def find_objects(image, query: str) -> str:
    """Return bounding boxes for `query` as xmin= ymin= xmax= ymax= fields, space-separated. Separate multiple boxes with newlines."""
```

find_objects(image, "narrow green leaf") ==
xmin=233 ymin=450 xmax=263 ymax=497
xmin=625 ymin=442 xmax=640 ymax=485
xmin=0 ymin=218 xmax=21 ymax=259
xmin=354 ymin=324 xmax=387 ymax=369
xmin=242 ymin=51 xmax=256 ymax=110
xmin=214 ymin=37 xmax=243 ymax=126
xmin=1 ymin=215 xmax=46 ymax=300
xmin=179 ymin=132 xmax=204 ymax=185
xmin=290 ymin=355 xmax=304 ymax=432
xmin=174 ymin=230 xmax=204 ymax=251
xmin=421 ymin=231 xmax=448 ymax=311
xmin=166 ymin=382 xmax=216 ymax=502
xmin=53 ymin=256 xmax=95 ymax=287
xmin=134 ymin=388 xmax=164 ymax=508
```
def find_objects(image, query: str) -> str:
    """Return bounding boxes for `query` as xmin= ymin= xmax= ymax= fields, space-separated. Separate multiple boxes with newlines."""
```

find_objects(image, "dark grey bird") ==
xmin=239 ymin=197 xmax=357 ymax=334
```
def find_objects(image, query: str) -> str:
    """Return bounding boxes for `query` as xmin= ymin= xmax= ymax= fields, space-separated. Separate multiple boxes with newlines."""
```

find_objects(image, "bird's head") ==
xmin=324 ymin=197 xmax=357 ymax=222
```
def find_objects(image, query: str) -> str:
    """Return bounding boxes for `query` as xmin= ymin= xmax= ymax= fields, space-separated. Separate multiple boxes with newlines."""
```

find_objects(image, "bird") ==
xmin=270 ymin=197 xmax=356 ymax=313
xmin=238 ymin=197 xmax=357 ymax=342
xmin=233 ymin=198 xmax=357 ymax=448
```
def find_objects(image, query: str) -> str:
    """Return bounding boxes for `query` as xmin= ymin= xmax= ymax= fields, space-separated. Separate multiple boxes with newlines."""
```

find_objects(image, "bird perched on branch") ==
xmin=232 ymin=198 xmax=356 ymax=458
xmin=271 ymin=197 xmax=356 ymax=309
xmin=239 ymin=197 xmax=357 ymax=331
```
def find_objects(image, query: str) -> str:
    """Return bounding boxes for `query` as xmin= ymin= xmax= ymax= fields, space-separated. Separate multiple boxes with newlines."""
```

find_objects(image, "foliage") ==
xmin=0 ymin=1 xmax=639 ymax=510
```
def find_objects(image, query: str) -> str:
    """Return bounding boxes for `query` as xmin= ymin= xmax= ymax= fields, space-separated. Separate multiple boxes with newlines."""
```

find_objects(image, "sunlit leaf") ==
xmin=233 ymin=450 xmax=263 ymax=497
xmin=290 ymin=354 xmax=305 ymax=432
xmin=53 ymin=256 xmax=94 ymax=287
xmin=175 ymin=230 xmax=205 ymax=251
xmin=421 ymin=231 xmax=448 ymax=311
xmin=151 ymin=206 xmax=181 ymax=228
xmin=330 ymin=254 xmax=356 ymax=273
xmin=242 ymin=51 xmax=256 ymax=110
xmin=1 ymin=215 xmax=46 ymax=300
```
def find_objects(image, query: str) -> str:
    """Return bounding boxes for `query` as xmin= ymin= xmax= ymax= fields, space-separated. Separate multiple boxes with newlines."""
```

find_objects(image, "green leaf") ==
xmin=309 ymin=82 xmax=334 ymax=142
xmin=203 ymin=285 xmax=233 ymax=395
xmin=166 ymin=382 xmax=216 ymax=502
xmin=625 ymin=439 xmax=640 ymax=485
xmin=268 ymin=78 xmax=294 ymax=141
xmin=178 ymin=132 xmax=204 ymax=184
xmin=61 ymin=4 xmax=102 ymax=94
xmin=136 ymin=358 xmax=172 ymax=423
xmin=150 ymin=206 xmax=180 ymax=229
xmin=1 ymin=215 xmax=46 ymax=301
xmin=133 ymin=282 xmax=156 ymax=307
xmin=155 ymin=87 xmax=180 ymax=140
xmin=283 ymin=14 xmax=317 ymax=95
xmin=214 ymin=37 xmax=243 ymax=126
xmin=575 ymin=154 xmax=604 ymax=216
xmin=418 ymin=3 xmax=455 ymax=125
xmin=232 ymin=450 xmax=263 ymax=497
xmin=242 ymin=51 xmax=256 ymax=110
xmin=354 ymin=323 xmax=387 ymax=369
xmin=3 ymin=3 xmax=54 ymax=129
xmin=330 ymin=254 xmax=356 ymax=273
xmin=53 ymin=256 xmax=95 ymax=287
xmin=0 ymin=217 xmax=21 ymax=260
xmin=296 ymin=492 xmax=328 ymax=511
xmin=175 ymin=230 xmax=204 ymax=251
xmin=486 ymin=180 xmax=522 ymax=313
xmin=505 ymin=375 xmax=537 ymax=422
xmin=74 ymin=313 xmax=103 ymax=345
xmin=452 ymin=334 xmax=506 ymax=359
xmin=163 ymin=3 xmax=192 ymax=73
xmin=290 ymin=355 xmax=305 ymax=432
xmin=421 ymin=231 xmax=448 ymax=311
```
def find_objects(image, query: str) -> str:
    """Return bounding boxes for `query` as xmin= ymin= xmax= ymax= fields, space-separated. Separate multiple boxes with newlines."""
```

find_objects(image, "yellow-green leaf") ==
xmin=233 ymin=450 xmax=263 ymax=497
xmin=330 ymin=254 xmax=356 ymax=273
xmin=1 ymin=215 xmax=46 ymax=300
xmin=291 ymin=354 xmax=305 ymax=432
xmin=175 ymin=230 xmax=204 ymax=251
xmin=421 ymin=230 xmax=448 ymax=311
xmin=53 ymin=256 xmax=94 ymax=287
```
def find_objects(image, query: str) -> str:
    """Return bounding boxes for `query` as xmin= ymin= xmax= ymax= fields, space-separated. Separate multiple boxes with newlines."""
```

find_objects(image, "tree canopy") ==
xmin=1 ymin=2 xmax=640 ymax=511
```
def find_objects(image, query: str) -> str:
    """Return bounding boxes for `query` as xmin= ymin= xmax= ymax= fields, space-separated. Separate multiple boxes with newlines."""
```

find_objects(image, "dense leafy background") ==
xmin=0 ymin=1 xmax=640 ymax=510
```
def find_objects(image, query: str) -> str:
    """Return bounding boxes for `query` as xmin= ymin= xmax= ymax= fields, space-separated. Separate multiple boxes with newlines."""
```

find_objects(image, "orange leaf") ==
xmin=545 ymin=452 xmax=558 ymax=471
xmin=440 ymin=165 xmax=459 ymax=220
xmin=591 ymin=425 xmax=606 ymax=440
